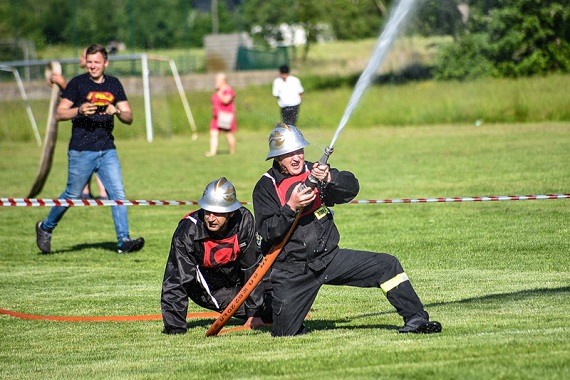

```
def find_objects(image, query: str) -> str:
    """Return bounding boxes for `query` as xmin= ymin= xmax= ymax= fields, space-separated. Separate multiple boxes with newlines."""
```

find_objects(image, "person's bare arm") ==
xmin=244 ymin=317 xmax=267 ymax=329
xmin=218 ymin=90 xmax=234 ymax=105
xmin=55 ymin=98 xmax=91 ymax=121
xmin=48 ymin=73 xmax=67 ymax=90
xmin=105 ymin=100 xmax=133 ymax=125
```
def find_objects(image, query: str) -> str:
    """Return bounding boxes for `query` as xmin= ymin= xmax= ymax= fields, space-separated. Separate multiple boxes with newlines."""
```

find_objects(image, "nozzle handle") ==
xmin=300 ymin=146 xmax=334 ymax=191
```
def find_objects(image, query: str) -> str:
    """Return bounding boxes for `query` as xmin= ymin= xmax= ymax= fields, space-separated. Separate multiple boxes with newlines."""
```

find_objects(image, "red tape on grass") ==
xmin=1 ymin=308 xmax=265 ymax=336
xmin=1 ymin=194 xmax=569 ymax=207
xmin=0 ymin=308 xmax=219 ymax=322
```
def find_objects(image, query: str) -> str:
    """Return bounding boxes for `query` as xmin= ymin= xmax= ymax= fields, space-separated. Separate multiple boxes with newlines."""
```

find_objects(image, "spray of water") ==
xmin=329 ymin=0 xmax=420 ymax=148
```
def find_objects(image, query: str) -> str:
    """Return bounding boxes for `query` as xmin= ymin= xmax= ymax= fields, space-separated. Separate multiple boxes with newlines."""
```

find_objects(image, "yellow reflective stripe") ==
xmin=380 ymin=273 xmax=409 ymax=294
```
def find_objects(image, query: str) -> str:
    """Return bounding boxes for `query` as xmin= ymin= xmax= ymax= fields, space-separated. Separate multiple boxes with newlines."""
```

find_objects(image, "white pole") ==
xmin=169 ymin=59 xmax=198 ymax=140
xmin=141 ymin=54 xmax=153 ymax=142
xmin=0 ymin=65 xmax=42 ymax=146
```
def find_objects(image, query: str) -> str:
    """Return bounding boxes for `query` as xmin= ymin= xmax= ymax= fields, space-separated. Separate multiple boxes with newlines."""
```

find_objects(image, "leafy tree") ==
xmin=413 ymin=0 xmax=469 ymax=40
xmin=241 ymin=0 xmax=295 ymax=47
xmin=433 ymin=0 xmax=570 ymax=79
xmin=124 ymin=0 xmax=187 ymax=49
xmin=433 ymin=33 xmax=495 ymax=80
xmin=1 ymin=0 xmax=128 ymax=50
xmin=3 ymin=0 xmax=393 ymax=61
xmin=294 ymin=0 xmax=326 ymax=61
xmin=0 ymin=0 xmax=212 ymax=52
xmin=215 ymin=1 xmax=239 ymax=35
xmin=186 ymin=10 xmax=214 ymax=47
xmin=66 ymin=1 xmax=121 ymax=48
xmin=0 ymin=0 xmax=60 ymax=50
xmin=241 ymin=0 xmax=391 ymax=61
xmin=325 ymin=0 xmax=388 ymax=40
xmin=485 ymin=0 xmax=570 ymax=76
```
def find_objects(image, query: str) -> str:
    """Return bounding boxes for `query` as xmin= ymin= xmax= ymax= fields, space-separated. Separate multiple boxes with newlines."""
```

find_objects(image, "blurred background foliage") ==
xmin=0 ymin=0 xmax=568 ymax=79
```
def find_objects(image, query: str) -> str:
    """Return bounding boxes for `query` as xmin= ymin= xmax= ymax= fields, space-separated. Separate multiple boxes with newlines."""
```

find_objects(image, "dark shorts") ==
xmin=281 ymin=105 xmax=300 ymax=125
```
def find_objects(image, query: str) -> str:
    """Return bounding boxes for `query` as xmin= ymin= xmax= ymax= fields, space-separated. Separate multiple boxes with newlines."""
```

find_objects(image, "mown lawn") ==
xmin=1 ymin=122 xmax=568 ymax=379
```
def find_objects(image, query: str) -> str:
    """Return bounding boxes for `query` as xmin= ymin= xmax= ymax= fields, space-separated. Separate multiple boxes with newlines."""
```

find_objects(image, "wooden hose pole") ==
xmin=206 ymin=211 xmax=302 ymax=337
xmin=28 ymin=61 xmax=62 ymax=198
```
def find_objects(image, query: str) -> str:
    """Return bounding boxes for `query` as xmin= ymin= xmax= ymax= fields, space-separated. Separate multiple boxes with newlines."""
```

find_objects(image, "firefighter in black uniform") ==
xmin=161 ymin=177 xmax=271 ymax=335
xmin=252 ymin=123 xmax=442 ymax=337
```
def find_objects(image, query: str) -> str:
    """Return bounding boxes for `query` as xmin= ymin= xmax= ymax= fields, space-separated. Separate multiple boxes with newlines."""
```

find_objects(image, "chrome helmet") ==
xmin=198 ymin=177 xmax=242 ymax=213
xmin=266 ymin=122 xmax=310 ymax=160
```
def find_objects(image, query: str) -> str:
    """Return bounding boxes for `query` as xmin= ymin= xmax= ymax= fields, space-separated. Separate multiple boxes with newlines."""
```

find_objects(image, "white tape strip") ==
xmin=0 ymin=194 xmax=568 ymax=207
xmin=0 ymin=198 xmax=202 ymax=207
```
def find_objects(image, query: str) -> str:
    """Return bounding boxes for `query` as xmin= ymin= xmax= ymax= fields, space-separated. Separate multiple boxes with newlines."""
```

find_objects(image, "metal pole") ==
xmin=129 ymin=0 xmax=136 ymax=74
xmin=168 ymin=59 xmax=198 ymax=140
xmin=11 ymin=0 xmax=18 ymax=51
xmin=212 ymin=0 xmax=219 ymax=34
xmin=0 ymin=66 xmax=41 ymax=146
xmin=72 ymin=0 xmax=78 ymax=70
xmin=141 ymin=54 xmax=153 ymax=142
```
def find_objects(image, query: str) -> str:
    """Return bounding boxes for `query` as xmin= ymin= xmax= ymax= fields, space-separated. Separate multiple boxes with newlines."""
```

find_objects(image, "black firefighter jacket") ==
xmin=161 ymin=207 xmax=264 ymax=333
xmin=253 ymin=160 xmax=360 ymax=272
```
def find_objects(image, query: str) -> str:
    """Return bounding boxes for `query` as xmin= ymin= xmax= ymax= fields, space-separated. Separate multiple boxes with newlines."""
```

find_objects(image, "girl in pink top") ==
xmin=207 ymin=73 xmax=236 ymax=156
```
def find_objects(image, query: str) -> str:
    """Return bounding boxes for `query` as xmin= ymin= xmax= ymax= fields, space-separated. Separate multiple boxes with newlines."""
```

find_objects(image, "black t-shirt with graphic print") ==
xmin=61 ymin=73 xmax=128 ymax=151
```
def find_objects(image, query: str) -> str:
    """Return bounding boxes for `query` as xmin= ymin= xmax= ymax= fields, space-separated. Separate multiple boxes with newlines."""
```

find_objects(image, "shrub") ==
xmin=433 ymin=33 xmax=496 ymax=80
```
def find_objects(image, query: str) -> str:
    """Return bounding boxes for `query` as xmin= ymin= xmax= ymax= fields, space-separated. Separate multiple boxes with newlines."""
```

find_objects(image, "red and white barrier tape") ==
xmin=348 ymin=194 xmax=570 ymax=204
xmin=0 ymin=198 xmax=201 ymax=207
xmin=1 ymin=194 xmax=569 ymax=207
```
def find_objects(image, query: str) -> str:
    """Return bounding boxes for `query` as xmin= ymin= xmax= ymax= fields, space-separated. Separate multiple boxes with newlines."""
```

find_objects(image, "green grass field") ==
xmin=1 ymin=119 xmax=569 ymax=378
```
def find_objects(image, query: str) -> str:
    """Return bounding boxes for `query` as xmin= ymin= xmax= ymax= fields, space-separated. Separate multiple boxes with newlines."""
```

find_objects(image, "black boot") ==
xmin=399 ymin=311 xmax=442 ymax=334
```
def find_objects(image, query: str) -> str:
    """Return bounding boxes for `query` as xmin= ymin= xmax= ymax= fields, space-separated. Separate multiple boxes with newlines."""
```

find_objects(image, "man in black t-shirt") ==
xmin=35 ymin=44 xmax=144 ymax=254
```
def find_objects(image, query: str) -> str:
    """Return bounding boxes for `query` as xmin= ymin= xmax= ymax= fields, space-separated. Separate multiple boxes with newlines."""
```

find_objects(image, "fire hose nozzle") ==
xmin=322 ymin=146 xmax=334 ymax=162
xmin=300 ymin=146 xmax=334 ymax=191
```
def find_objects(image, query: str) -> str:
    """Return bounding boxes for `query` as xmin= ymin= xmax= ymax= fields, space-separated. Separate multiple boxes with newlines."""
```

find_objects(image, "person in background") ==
xmin=48 ymin=48 xmax=107 ymax=200
xmin=206 ymin=72 xmax=237 ymax=157
xmin=36 ymin=44 xmax=144 ymax=254
xmin=272 ymin=65 xmax=304 ymax=125
xmin=161 ymin=177 xmax=272 ymax=334
xmin=252 ymin=123 xmax=442 ymax=337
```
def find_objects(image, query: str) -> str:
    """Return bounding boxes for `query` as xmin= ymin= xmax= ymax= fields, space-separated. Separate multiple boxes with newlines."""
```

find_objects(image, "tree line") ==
xmin=1 ymin=0 xmax=568 ymax=79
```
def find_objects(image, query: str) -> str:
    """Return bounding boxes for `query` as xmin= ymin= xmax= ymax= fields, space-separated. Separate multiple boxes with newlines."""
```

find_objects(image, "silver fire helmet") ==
xmin=266 ymin=123 xmax=310 ymax=160
xmin=198 ymin=177 xmax=242 ymax=213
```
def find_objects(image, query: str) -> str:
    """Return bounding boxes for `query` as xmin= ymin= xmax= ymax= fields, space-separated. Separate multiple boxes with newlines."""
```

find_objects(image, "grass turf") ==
xmin=1 ymin=123 xmax=569 ymax=379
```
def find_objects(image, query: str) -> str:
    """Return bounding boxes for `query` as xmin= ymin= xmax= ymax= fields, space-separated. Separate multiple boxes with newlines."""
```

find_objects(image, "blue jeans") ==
xmin=42 ymin=149 xmax=130 ymax=244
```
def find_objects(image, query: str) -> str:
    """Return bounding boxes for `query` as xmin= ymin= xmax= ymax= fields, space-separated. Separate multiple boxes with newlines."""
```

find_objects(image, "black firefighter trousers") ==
xmin=269 ymin=248 xmax=425 ymax=337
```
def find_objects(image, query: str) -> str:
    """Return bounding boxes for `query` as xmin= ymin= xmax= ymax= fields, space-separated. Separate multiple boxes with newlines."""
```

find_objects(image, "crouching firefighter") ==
xmin=252 ymin=123 xmax=442 ymax=337
xmin=161 ymin=177 xmax=272 ymax=335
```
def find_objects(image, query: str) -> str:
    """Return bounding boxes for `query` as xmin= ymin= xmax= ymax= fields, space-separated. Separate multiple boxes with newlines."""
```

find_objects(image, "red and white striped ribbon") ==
xmin=0 ymin=198 xmax=201 ymax=207
xmin=348 ymin=194 xmax=570 ymax=204
xmin=1 ymin=194 xmax=569 ymax=207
